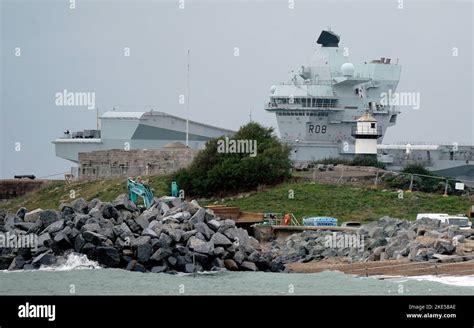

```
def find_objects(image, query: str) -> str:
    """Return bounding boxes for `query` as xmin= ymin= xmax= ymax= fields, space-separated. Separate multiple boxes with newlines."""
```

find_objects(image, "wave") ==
xmin=395 ymin=275 xmax=474 ymax=287
xmin=38 ymin=253 xmax=101 ymax=271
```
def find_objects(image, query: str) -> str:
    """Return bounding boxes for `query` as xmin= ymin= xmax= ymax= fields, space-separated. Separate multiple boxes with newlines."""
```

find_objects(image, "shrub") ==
xmin=171 ymin=122 xmax=292 ymax=197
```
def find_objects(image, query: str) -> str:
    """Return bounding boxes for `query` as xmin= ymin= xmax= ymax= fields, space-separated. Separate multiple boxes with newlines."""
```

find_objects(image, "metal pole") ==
xmin=408 ymin=174 xmax=414 ymax=192
xmin=186 ymin=49 xmax=190 ymax=147
xmin=444 ymin=179 xmax=449 ymax=197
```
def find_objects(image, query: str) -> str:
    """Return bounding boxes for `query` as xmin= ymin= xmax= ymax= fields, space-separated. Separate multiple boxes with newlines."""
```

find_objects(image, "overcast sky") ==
xmin=1 ymin=0 xmax=473 ymax=179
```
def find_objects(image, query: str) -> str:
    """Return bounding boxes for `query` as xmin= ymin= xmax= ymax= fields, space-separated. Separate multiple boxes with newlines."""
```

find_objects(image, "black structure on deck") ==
xmin=317 ymin=30 xmax=340 ymax=47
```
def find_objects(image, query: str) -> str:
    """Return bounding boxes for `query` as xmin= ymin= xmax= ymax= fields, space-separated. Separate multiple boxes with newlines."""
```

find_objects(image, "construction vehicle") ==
xmin=127 ymin=177 xmax=154 ymax=209
xmin=416 ymin=213 xmax=472 ymax=230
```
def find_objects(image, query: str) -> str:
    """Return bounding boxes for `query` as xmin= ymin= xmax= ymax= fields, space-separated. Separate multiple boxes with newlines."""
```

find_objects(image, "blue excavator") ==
xmin=127 ymin=177 xmax=155 ymax=209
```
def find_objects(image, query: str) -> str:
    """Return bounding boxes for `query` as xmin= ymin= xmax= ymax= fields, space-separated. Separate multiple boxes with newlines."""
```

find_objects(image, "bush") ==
xmin=171 ymin=122 xmax=292 ymax=197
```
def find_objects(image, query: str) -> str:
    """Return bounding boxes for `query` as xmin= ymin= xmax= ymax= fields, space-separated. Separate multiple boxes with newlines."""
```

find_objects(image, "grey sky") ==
xmin=1 ymin=0 xmax=473 ymax=179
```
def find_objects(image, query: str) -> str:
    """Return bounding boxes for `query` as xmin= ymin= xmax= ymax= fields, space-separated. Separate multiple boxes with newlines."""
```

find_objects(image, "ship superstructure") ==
xmin=265 ymin=30 xmax=401 ymax=161
xmin=265 ymin=30 xmax=474 ymax=182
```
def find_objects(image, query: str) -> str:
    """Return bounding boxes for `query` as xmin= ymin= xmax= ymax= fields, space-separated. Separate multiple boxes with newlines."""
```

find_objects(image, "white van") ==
xmin=416 ymin=213 xmax=472 ymax=230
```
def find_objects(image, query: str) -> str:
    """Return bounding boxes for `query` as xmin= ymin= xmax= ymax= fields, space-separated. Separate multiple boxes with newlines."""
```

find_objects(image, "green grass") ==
xmin=200 ymin=183 xmax=472 ymax=223
xmin=1 ymin=177 xmax=471 ymax=223
xmin=0 ymin=176 xmax=169 ymax=212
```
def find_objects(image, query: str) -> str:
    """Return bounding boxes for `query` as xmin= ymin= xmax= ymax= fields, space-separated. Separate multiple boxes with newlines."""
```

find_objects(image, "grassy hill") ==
xmin=1 ymin=176 xmax=471 ymax=223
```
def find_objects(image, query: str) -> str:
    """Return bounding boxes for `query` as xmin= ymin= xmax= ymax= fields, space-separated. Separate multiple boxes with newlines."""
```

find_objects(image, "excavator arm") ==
xmin=127 ymin=178 xmax=154 ymax=209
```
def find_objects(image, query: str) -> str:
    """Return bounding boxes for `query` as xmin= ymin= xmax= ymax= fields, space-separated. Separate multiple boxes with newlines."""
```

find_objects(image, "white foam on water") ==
xmin=399 ymin=275 xmax=474 ymax=287
xmin=39 ymin=253 xmax=101 ymax=271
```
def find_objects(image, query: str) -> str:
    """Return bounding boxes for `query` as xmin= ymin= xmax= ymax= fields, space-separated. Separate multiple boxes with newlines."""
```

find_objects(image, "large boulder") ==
xmin=210 ymin=232 xmax=232 ymax=247
xmin=187 ymin=236 xmax=214 ymax=255
xmin=32 ymin=253 xmax=57 ymax=267
xmin=96 ymin=246 xmax=120 ymax=267
xmin=194 ymin=222 xmax=214 ymax=240
xmin=150 ymin=247 xmax=173 ymax=262
xmin=113 ymin=194 xmax=137 ymax=212
xmin=240 ymin=261 xmax=257 ymax=271
xmin=136 ymin=243 xmax=152 ymax=263
xmin=8 ymin=255 xmax=26 ymax=270
xmin=44 ymin=219 xmax=65 ymax=234
xmin=70 ymin=198 xmax=89 ymax=214
xmin=434 ymin=239 xmax=455 ymax=255
xmin=82 ymin=231 xmax=107 ymax=245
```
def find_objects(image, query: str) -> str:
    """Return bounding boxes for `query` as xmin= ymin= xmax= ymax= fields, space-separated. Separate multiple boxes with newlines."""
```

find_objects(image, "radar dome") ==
xmin=341 ymin=63 xmax=355 ymax=77
xmin=270 ymin=85 xmax=277 ymax=94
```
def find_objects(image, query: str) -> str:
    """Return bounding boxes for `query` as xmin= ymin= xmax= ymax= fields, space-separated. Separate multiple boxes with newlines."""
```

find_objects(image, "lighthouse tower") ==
xmin=352 ymin=112 xmax=382 ymax=157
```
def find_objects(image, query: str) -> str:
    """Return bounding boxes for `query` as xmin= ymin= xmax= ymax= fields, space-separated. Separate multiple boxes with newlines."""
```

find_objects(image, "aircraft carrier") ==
xmin=53 ymin=110 xmax=234 ymax=163
xmin=264 ymin=30 xmax=474 ymax=182
xmin=53 ymin=30 xmax=474 ymax=182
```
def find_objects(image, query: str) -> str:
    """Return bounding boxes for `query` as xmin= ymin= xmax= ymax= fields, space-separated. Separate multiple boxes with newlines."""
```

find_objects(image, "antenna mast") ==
xmin=186 ymin=49 xmax=190 ymax=147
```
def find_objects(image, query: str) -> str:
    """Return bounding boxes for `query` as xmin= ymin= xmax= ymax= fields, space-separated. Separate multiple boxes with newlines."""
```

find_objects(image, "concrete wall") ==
xmin=0 ymin=179 xmax=52 ymax=200
xmin=77 ymin=148 xmax=197 ymax=180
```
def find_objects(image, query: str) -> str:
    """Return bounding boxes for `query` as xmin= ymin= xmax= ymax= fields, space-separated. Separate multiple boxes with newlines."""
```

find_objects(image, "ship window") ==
xmin=371 ymin=123 xmax=376 ymax=128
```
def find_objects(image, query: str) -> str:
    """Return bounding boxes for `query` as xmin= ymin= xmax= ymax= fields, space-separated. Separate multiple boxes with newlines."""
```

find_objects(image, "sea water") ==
xmin=1 ymin=254 xmax=473 ymax=295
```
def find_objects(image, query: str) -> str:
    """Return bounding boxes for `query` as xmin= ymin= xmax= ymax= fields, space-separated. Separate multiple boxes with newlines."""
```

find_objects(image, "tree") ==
xmin=172 ymin=122 xmax=292 ymax=197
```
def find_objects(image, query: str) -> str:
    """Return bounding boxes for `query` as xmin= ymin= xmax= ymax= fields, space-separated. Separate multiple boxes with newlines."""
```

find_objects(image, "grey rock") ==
xmin=74 ymin=234 xmax=86 ymax=252
xmin=38 ymin=233 xmax=53 ymax=248
xmin=368 ymin=227 xmax=384 ymax=239
xmin=240 ymin=261 xmax=257 ymax=271
xmin=125 ymin=218 xmax=141 ymax=233
xmin=82 ymin=231 xmax=107 ymax=245
xmin=194 ymin=222 xmax=214 ymax=240
xmin=151 ymin=247 xmax=173 ymax=262
xmin=157 ymin=233 xmax=173 ymax=248
xmin=434 ymin=239 xmax=455 ymax=255
xmin=213 ymin=247 xmax=225 ymax=257
xmin=187 ymin=236 xmax=214 ymax=255
xmin=8 ymin=255 xmax=26 ymax=270
xmin=414 ymin=248 xmax=436 ymax=262
xmin=73 ymin=214 xmax=90 ymax=230
xmin=101 ymin=204 xmax=119 ymax=219
xmin=182 ymin=230 xmax=197 ymax=242
xmin=32 ymin=253 xmax=57 ymax=267
xmin=217 ymin=219 xmax=236 ymax=233
xmin=167 ymin=229 xmax=184 ymax=243
xmin=81 ymin=223 xmax=101 ymax=233
xmin=142 ymin=228 xmax=158 ymax=238
xmin=210 ymin=232 xmax=232 ymax=247
xmin=96 ymin=246 xmax=120 ymax=267
xmin=70 ymin=198 xmax=89 ymax=214
xmin=113 ymin=194 xmax=138 ymax=212
xmin=112 ymin=223 xmax=133 ymax=238
xmin=136 ymin=243 xmax=152 ymax=262
xmin=131 ymin=236 xmax=151 ymax=248
xmin=151 ymin=265 xmax=168 ymax=273
xmin=167 ymin=256 xmax=178 ymax=267
xmin=453 ymin=235 xmax=465 ymax=244
xmin=15 ymin=208 xmax=27 ymax=220
xmin=134 ymin=215 xmax=149 ymax=230
xmin=424 ymin=230 xmax=443 ymax=239
xmin=185 ymin=263 xmax=199 ymax=273
xmin=233 ymin=251 xmax=245 ymax=265
xmin=207 ymin=219 xmax=221 ymax=231
xmin=45 ymin=219 xmax=65 ymax=234
xmin=190 ymin=208 xmax=206 ymax=225
xmin=53 ymin=233 xmax=71 ymax=250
